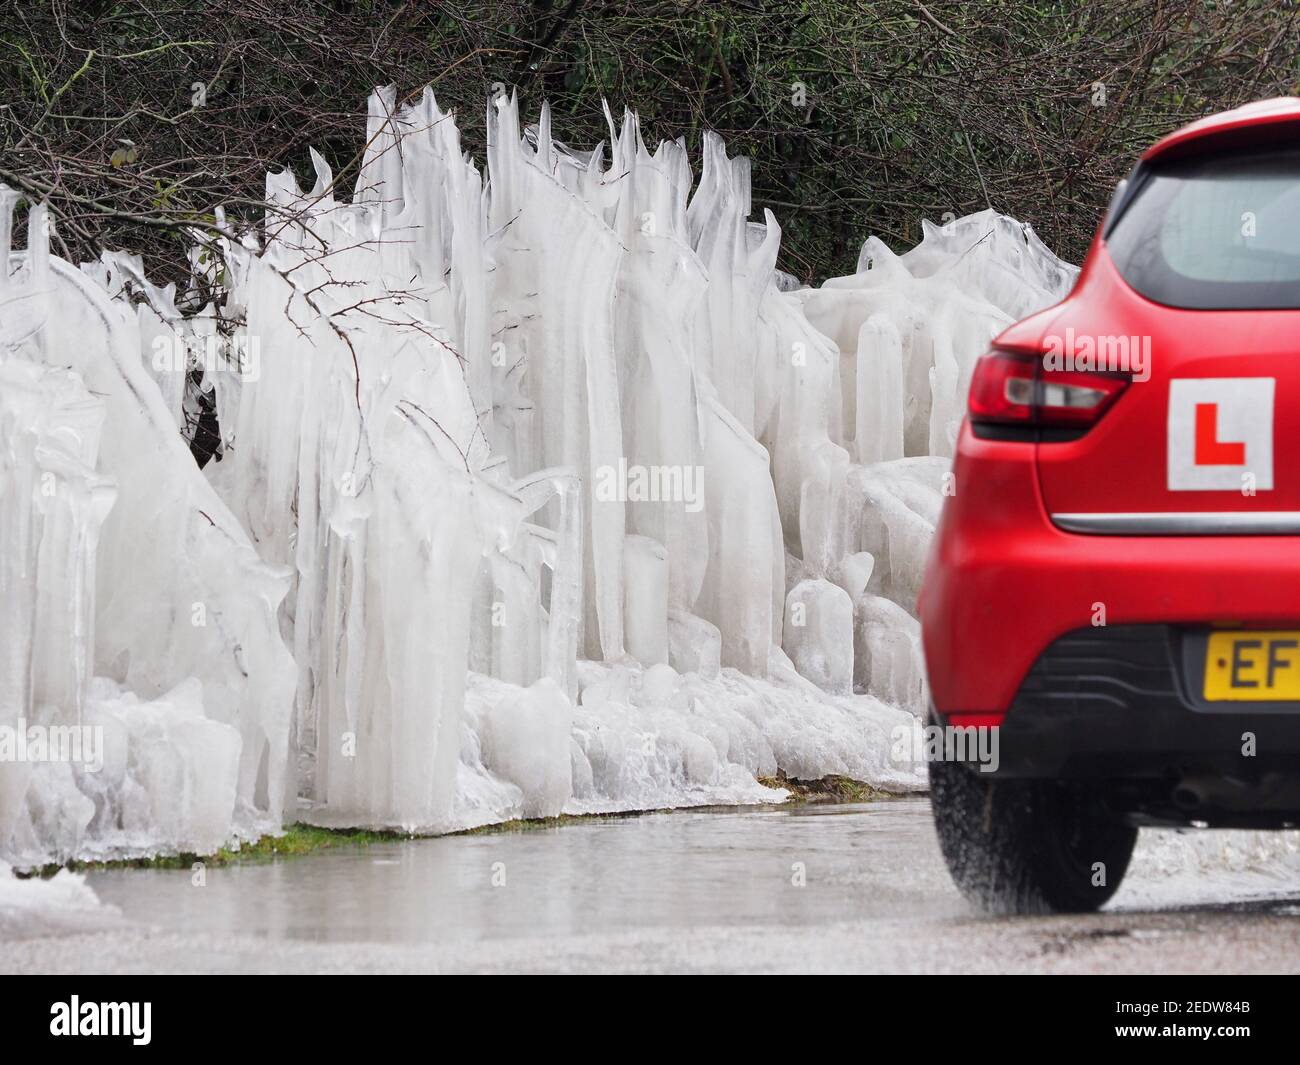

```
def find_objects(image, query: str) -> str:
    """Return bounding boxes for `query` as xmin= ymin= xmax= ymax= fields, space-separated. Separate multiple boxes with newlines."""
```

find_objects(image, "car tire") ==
xmin=929 ymin=758 xmax=1138 ymax=915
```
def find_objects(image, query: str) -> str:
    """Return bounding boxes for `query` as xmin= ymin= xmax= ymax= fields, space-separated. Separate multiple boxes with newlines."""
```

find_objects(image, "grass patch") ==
xmin=757 ymin=772 xmax=888 ymax=803
xmin=26 ymin=823 xmax=405 ymax=878
xmin=26 ymin=813 xmax=636 ymax=875
xmin=449 ymin=811 xmax=633 ymax=837
xmin=22 ymin=774 xmax=886 ymax=876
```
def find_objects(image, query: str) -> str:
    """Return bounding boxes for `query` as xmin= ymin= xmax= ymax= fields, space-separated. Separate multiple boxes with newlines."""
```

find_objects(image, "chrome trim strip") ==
xmin=1052 ymin=511 xmax=1300 ymax=535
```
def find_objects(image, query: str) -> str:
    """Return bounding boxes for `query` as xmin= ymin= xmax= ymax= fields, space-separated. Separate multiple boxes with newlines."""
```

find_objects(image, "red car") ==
xmin=920 ymin=99 xmax=1300 ymax=914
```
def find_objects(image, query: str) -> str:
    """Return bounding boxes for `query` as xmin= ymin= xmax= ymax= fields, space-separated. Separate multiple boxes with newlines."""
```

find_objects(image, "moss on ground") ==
xmin=26 ymin=823 xmax=404 ymax=878
xmin=450 ymin=811 xmax=635 ymax=836
xmin=23 ymin=774 xmax=885 ymax=876
xmin=756 ymin=772 xmax=890 ymax=803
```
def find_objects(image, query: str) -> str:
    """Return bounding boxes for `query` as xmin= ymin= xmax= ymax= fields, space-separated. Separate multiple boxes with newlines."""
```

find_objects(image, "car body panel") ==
xmin=920 ymin=422 xmax=1300 ymax=719
xmin=1035 ymin=249 xmax=1300 ymax=518
xmin=919 ymin=100 xmax=1300 ymax=769
xmin=1142 ymin=97 xmax=1300 ymax=162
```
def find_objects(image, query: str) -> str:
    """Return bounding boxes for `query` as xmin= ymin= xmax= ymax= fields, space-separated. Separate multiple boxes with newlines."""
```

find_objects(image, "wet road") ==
xmin=6 ymin=798 xmax=1300 ymax=973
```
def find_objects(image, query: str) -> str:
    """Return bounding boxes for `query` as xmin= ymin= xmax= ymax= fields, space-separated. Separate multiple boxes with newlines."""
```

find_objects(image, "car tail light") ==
xmin=968 ymin=349 xmax=1129 ymax=430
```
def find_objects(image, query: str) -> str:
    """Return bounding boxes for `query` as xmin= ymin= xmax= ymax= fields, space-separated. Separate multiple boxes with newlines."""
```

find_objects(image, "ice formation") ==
xmin=1 ymin=195 xmax=294 ymax=864
xmin=0 ymin=858 xmax=119 ymax=938
xmin=1119 ymin=828 xmax=1300 ymax=908
xmin=0 ymin=87 xmax=1081 ymax=861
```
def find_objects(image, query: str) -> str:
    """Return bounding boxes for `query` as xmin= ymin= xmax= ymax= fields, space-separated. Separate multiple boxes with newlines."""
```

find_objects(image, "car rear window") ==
xmin=1105 ymin=146 xmax=1300 ymax=309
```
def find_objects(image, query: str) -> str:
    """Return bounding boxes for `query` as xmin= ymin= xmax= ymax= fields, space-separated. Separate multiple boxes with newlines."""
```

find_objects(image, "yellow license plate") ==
xmin=1204 ymin=631 xmax=1300 ymax=701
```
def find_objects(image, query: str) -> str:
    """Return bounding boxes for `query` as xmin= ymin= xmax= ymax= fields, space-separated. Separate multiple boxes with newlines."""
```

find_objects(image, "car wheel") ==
xmin=929 ymin=758 xmax=1138 ymax=915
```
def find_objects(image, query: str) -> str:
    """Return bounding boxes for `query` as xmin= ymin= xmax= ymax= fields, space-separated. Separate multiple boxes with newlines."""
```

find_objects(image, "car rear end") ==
xmin=920 ymin=99 xmax=1300 ymax=912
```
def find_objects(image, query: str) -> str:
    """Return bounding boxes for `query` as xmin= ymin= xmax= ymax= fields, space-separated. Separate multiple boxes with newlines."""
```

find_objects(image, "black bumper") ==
xmin=931 ymin=625 xmax=1300 ymax=825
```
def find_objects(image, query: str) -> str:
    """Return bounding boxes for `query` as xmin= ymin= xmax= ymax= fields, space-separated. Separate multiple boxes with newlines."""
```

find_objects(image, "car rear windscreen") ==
xmin=1106 ymin=146 xmax=1300 ymax=309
